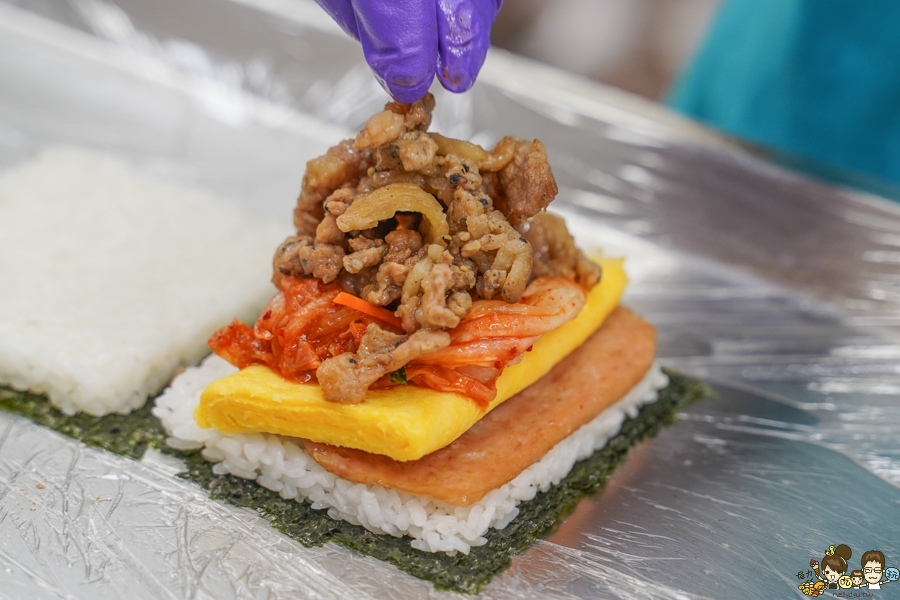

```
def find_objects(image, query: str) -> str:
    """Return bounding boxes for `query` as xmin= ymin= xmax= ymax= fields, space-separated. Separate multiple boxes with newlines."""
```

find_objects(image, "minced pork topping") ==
xmin=210 ymin=94 xmax=601 ymax=404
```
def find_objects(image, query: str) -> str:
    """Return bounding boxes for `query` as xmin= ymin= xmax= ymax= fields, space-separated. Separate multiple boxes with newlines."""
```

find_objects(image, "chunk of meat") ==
xmin=317 ymin=324 xmax=450 ymax=403
xmin=495 ymin=139 xmax=558 ymax=227
xmin=365 ymin=261 xmax=409 ymax=306
xmin=305 ymin=306 xmax=656 ymax=505
xmin=448 ymin=187 xmax=534 ymax=302
xmin=295 ymin=241 xmax=345 ymax=284
xmin=343 ymin=243 xmax=386 ymax=274
xmin=383 ymin=229 xmax=423 ymax=263
xmin=354 ymin=111 xmax=406 ymax=149
xmin=273 ymin=237 xmax=346 ymax=285
xmin=296 ymin=140 xmax=371 ymax=221
xmin=271 ymin=235 xmax=307 ymax=287
xmin=324 ymin=188 xmax=355 ymax=217
xmin=315 ymin=213 xmax=344 ymax=245
xmin=355 ymin=95 xmax=436 ymax=150
xmin=385 ymin=94 xmax=435 ymax=131
xmin=396 ymin=132 xmax=439 ymax=171
xmin=416 ymin=263 xmax=460 ymax=329
xmin=521 ymin=212 xmax=601 ymax=289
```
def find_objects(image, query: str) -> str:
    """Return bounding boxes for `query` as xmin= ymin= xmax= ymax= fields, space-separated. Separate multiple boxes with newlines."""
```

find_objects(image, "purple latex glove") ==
xmin=315 ymin=0 xmax=502 ymax=103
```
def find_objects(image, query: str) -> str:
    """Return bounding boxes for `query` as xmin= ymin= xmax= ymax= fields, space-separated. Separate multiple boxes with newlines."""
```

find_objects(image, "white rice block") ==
xmin=155 ymin=355 xmax=669 ymax=555
xmin=0 ymin=146 xmax=290 ymax=416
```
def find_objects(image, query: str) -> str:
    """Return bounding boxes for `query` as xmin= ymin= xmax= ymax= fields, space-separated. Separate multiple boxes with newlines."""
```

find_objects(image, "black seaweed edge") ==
xmin=0 ymin=368 xmax=711 ymax=594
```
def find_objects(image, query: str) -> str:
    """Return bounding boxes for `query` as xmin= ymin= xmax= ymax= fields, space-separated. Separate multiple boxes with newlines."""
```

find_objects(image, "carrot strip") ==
xmin=334 ymin=292 xmax=403 ymax=330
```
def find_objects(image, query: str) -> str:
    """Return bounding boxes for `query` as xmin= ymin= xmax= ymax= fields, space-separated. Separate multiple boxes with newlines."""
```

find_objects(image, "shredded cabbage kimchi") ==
xmin=209 ymin=276 xmax=586 ymax=407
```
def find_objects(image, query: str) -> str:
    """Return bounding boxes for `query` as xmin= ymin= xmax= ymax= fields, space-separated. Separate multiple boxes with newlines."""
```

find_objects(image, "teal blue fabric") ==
xmin=669 ymin=0 xmax=900 ymax=187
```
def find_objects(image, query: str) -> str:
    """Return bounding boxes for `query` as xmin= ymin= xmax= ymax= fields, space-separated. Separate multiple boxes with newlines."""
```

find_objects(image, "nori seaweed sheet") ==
xmin=0 ymin=369 xmax=710 ymax=594
xmin=0 ymin=386 xmax=167 ymax=459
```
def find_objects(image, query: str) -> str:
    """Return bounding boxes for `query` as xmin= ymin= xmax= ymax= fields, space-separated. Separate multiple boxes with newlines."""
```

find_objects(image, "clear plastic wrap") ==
xmin=1 ymin=1 xmax=900 ymax=598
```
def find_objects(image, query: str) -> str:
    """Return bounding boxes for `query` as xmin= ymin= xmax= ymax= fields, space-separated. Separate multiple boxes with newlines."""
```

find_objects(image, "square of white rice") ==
xmin=0 ymin=146 xmax=290 ymax=416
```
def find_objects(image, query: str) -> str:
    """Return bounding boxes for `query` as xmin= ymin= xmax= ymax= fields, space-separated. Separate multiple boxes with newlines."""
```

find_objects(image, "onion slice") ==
xmin=336 ymin=182 xmax=449 ymax=244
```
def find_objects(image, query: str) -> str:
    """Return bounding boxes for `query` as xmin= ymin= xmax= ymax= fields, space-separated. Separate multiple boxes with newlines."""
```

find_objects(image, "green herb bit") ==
xmin=390 ymin=367 xmax=408 ymax=385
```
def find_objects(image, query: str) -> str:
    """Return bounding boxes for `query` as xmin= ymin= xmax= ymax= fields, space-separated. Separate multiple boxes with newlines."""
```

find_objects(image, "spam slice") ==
xmin=306 ymin=306 xmax=656 ymax=506
xmin=196 ymin=259 xmax=627 ymax=461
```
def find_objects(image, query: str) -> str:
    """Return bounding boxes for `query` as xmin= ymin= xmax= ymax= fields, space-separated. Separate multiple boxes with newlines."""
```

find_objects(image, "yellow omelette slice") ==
xmin=196 ymin=258 xmax=626 ymax=461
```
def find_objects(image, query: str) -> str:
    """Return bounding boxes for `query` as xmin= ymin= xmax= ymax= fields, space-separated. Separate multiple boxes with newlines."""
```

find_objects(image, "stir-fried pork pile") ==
xmin=211 ymin=94 xmax=601 ymax=403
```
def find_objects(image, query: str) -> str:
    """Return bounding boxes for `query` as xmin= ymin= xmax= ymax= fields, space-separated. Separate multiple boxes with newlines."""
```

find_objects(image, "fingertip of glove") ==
xmin=436 ymin=0 xmax=493 ymax=93
xmin=437 ymin=62 xmax=476 ymax=93
xmin=368 ymin=50 xmax=437 ymax=103
xmin=383 ymin=77 xmax=435 ymax=104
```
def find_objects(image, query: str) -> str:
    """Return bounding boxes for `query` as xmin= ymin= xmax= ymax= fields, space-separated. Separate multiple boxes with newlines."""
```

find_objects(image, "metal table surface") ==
xmin=1 ymin=1 xmax=899 ymax=599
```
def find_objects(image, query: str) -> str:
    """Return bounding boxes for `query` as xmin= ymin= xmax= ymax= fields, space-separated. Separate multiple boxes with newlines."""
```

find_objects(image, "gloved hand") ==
xmin=315 ymin=0 xmax=502 ymax=103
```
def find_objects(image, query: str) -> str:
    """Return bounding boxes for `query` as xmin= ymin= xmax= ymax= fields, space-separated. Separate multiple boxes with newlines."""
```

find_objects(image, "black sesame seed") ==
xmin=462 ymin=164 xmax=470 ymax=173
xmin=449 ymin=173 xmax=460 ymax=185
xmin=349 ymin=358 xmax=357 ymax=364
xmin=480 ymin=198 xmax=489 ymax=206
